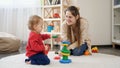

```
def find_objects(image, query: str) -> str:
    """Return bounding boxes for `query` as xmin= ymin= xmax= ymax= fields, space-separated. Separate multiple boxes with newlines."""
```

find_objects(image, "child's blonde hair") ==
xmin=28 ymin=15 xmax=43 ymax=30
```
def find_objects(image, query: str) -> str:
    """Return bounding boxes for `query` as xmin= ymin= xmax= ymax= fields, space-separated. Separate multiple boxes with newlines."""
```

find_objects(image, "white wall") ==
xmin=0 ymin=0 xmax=42 ymax=41
xmin=71 ymin=0 xmax=112 ymax=45
xmin=0 ymin=0 xmax=41 ymax=8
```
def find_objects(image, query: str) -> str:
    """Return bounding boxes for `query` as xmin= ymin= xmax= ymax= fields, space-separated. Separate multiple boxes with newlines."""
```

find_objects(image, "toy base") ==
xmin=59 ymin=59 xmax=72 ymax=64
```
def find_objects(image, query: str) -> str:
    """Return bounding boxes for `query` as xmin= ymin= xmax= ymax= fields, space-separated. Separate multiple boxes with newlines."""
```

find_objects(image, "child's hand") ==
xmin=45 ymin=45 xmax=49 ymax=51
xmin=48 ymin=34 xmax=51 ymax=38
xmin=44 ymin=44 xmax=50 ymax=55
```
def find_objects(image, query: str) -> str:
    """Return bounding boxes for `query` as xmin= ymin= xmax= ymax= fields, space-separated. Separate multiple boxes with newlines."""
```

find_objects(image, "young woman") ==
xmin=61 ymin=6 xmax=91 ymax=56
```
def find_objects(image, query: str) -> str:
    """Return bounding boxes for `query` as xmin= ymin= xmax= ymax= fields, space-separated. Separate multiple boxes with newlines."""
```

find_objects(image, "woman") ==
xmin=61 ymin=6 xmax=91 ymax=56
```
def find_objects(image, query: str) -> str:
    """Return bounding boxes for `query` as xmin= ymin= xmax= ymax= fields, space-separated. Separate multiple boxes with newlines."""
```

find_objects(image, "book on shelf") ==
xmin=47 ymin=0 xmax=61 ymax=5
xmin=114 ymin=0 xmax=120 ymax=5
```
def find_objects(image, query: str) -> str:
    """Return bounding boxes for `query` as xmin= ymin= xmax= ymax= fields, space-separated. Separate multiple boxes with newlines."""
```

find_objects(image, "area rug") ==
xmin=0 ymin=51 xmax=120 ymax=68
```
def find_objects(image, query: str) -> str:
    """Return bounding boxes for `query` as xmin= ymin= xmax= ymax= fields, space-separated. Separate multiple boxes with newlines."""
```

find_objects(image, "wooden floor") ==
xmin=0 ymin=42 xmax=120 ymax=59
xmin=98 ymin=45 xmax=120 ymax=56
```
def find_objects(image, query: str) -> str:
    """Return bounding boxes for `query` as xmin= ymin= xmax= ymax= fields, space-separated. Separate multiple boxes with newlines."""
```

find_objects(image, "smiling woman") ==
xmin=61 ymin=6 xmax=91 ymax=56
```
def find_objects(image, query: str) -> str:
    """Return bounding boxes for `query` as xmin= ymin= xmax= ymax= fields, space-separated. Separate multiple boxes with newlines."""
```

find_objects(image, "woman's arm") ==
xmin=80 ymin=19 xmax=91 ymax=53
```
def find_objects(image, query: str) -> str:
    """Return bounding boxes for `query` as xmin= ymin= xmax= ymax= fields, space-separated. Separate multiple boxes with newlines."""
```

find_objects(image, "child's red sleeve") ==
xmin=41 ymin=34 xmax=51 ymax=40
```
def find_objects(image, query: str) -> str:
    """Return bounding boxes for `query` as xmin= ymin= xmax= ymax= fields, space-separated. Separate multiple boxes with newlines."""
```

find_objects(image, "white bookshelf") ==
xmin=42 ymin=0 xmax=71 ymax=50
xmin=112 ymin=0 xmax=120 ymax=48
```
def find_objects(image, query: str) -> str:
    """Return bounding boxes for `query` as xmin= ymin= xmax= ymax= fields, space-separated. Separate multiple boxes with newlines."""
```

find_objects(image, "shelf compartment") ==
xmin=113 ymin=26 xmax=120 ymax=40
xmin=43 ymin=7 xmax=61 ymax=19
xmin=43 ymin=21 xmax=61 ymax=33
xmin=44 ymin=0 xmax=70 ymax=6
xmin=114 ymin=9 xmax=120 ymax=24
xmin=52 ymin=34 xmax=61 ymax=51
xmin=114 ymin=0 xmax=120 ymax=6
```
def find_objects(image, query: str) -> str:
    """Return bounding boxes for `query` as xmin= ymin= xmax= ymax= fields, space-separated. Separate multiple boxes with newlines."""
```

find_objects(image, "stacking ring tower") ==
xmin=59 ymin=41 xmax=72 ymax=63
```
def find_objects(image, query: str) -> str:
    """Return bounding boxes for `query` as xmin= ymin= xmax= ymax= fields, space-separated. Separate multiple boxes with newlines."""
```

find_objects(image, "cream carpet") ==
xmin=0 ymin=51 xmax=120 ymax=68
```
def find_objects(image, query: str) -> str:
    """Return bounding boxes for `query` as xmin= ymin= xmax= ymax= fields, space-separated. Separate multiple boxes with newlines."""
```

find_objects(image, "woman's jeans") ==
xmin=70 ymin=42 xmax=88 ymax=56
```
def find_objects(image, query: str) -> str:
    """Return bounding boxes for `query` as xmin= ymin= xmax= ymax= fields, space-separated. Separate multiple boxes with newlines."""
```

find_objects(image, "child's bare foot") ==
xmin=25 ymin=61 xmax=31 ymax=64
xmin=25 ymin=59 xmax=31 ymax=64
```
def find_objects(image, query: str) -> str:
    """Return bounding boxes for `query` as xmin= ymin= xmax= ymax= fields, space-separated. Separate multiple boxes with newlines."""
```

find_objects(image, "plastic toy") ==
xmin=92 ymin=47 xmax=98 ymax=53
xmin=53 ymin=13 xmax=60 ymax=18
xmin=54 ymin=56 xmax=61 ymax=60
xmin=47 ymin=22 xmax=54 ymax=32
xmin=52 ymin=35 xmax=58 ymax=38
xmin=59 ymin=41 xmax=72 ymax=64
xmin=49 ymin=22 xmax=54 ymax=26
xmin=84 ymin=50 xmax=90 ymax=55
xmin=47 ymin=26 xmax=54 ymax=32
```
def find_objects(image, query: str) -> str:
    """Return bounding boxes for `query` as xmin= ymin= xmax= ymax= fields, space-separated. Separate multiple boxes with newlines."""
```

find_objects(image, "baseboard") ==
xmin=92 ymin=45 xmax=120 ymax=49
xmin=92 ymin=45 xmax=112 ymax=48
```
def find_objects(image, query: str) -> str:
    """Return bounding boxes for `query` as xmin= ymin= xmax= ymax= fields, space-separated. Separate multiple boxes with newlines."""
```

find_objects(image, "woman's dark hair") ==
xmin=65 ymin=6 xmax=81 ymax=47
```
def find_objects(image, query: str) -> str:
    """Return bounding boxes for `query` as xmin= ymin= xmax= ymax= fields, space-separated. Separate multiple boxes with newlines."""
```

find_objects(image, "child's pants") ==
xmin=25 ymin=53 xmax=50 ymax=65
xmin=70 ymin=42 xmax=88 ymax=56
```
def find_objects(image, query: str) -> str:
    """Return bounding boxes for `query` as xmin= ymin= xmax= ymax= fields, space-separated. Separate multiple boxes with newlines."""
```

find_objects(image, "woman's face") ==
xmin=65 ymin=11 xmax=77 ymax=25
